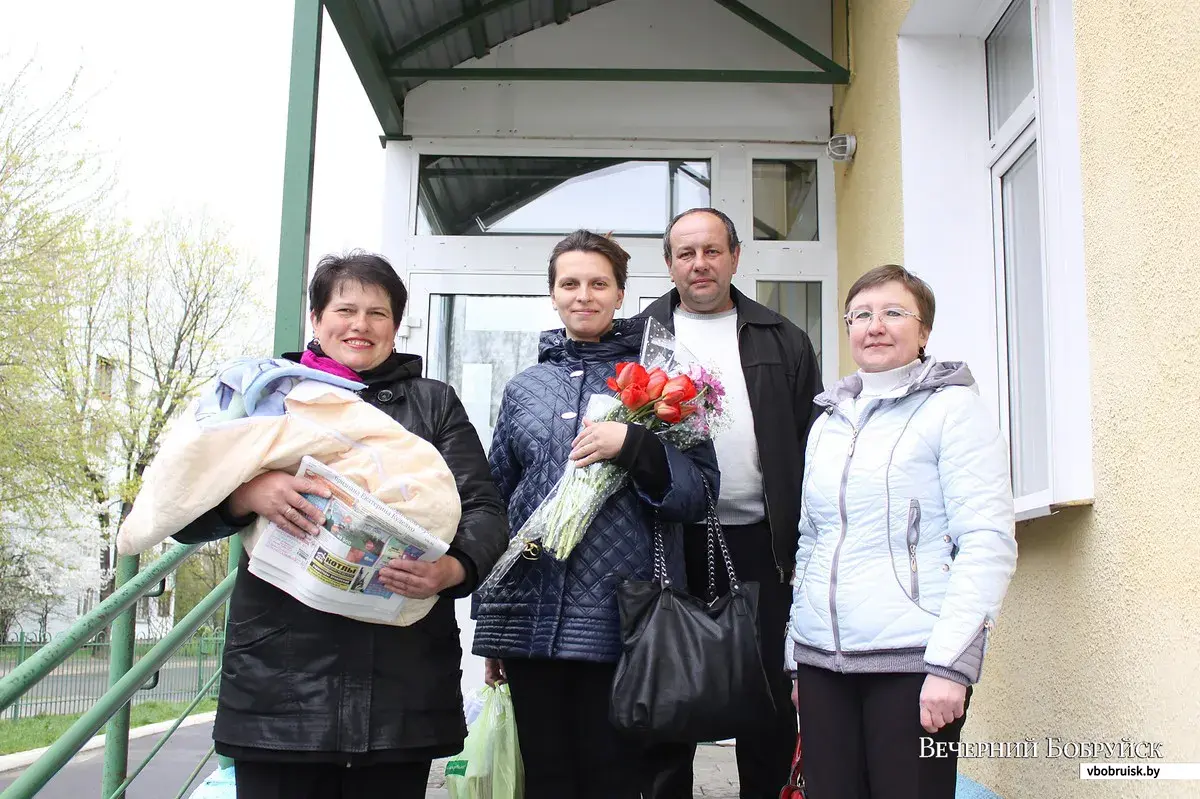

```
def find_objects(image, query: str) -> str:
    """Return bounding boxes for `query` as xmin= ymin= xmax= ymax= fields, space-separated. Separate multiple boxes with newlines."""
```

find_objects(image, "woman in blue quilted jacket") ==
xmin=786 ymin=264 xmax=1018 ymax=799
xmin=472 ymin=230 xmax=719 ymax=799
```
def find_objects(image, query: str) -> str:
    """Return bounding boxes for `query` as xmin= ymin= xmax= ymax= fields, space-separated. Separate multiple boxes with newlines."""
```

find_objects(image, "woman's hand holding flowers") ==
xmin=570 ymin=419 xmax=628 ymax=468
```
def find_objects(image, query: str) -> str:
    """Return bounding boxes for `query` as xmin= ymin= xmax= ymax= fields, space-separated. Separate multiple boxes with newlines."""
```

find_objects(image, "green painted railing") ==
xmin=0 ymin=634 xmax=222 ymax=720
xmin=0 ymin=540 xmax=242 ymax=799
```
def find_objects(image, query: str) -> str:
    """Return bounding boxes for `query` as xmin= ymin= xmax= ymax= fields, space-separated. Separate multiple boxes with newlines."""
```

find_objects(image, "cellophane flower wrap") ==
xmin=479 ymin=318 xmax=726 ymax=596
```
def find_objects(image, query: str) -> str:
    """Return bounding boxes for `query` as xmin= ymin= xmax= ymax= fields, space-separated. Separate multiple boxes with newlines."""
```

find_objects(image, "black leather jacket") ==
xmin=640 ymin=287 xmax=823 ymax=579
xmin=174 ymin=351 xmax=509 ymax=763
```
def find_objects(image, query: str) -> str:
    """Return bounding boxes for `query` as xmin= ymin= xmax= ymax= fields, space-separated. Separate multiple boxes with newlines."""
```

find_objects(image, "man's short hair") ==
xmin=663 ymin=208 xmax=741 ymax=261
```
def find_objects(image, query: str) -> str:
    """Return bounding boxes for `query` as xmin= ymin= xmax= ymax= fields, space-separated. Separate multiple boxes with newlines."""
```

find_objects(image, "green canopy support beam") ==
xmin=709 ymin=0 xmax=850 ymax=82
xmin=389 ymin=0 xmax=525 ymax=66
xmin=325 ymin=0 xmax=406 ymax=138
xmin=461 ymin=0 xmax=491 ymax=60
xmin=275 ymin=0 xmax=323 ymax=357
xmin=387 ymin=67 xmax=847 ymax=84
xmin=383 ymin=0 xmax=849 ymax=85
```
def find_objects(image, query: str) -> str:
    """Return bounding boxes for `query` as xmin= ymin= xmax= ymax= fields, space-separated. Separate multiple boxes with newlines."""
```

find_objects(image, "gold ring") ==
xmin=522 ymin=542 xmax=541 ymax=560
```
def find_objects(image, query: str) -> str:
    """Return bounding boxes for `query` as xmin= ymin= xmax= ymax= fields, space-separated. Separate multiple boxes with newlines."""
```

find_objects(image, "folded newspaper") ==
xmin=248 ymin=456 xmax=450 ymax=624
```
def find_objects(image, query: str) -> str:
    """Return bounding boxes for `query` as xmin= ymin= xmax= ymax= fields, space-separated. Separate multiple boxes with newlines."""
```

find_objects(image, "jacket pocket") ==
xmin=220 ymin=616 xmax=293 ymax=715
xmin=906 ymin=499 xmax=922 ymax=602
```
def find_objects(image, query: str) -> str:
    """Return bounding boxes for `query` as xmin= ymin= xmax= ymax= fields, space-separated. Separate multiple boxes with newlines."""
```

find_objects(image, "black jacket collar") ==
xmin=537 ymin=317 xmax=644 ymax=365
xmin=284 ymin=347 xmax=423 ymax=388
xmin=640 ymin=285 xmax=782 ymax=330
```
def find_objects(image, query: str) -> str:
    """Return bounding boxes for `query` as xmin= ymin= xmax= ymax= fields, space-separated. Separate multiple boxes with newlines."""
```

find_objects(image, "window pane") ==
xmin=416 ymin=156 xmax=710 ymax=236
xmin=1000 ymin=142 xmax=1049 ymax=496
xmin=752 ymin=160 xmax=819 ymax=241
xmin=426 ymin=295 xmax=560 ymax=447
xmin=986 ymin=0 xmax=1035 ymax=135
xmin=756 ymin=281 xmax=822 ymax=362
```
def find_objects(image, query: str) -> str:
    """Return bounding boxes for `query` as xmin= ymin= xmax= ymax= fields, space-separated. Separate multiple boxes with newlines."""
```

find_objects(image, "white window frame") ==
xmin=990 ymin=120 xmax=1053 ymax=511
xmin=898 ymin=0 xmax=1092 ymax=520
xmin=383 ymin=138 xmax=840 ymax=385
xmin=403 ymin=271 xmax=556 ymax=364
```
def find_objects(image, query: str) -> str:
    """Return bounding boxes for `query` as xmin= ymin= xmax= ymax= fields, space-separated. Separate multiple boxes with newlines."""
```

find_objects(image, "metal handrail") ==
xmin=0 ymin=569 xmax=237 ymax=799
xmin=0 ymin=544 xmax=199 ymax=715
xmin=172 ymin=743 xmax=217 ymax=799
xmin=103 ymin=669 xmax=223 ymax=799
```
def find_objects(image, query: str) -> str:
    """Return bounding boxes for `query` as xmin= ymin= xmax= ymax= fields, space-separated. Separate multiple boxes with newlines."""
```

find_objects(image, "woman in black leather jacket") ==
xmin=174 ymin=251 xmax=508 ymax=799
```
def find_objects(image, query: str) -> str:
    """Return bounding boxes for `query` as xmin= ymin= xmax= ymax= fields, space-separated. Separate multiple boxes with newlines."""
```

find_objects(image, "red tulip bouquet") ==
xmin=479 ymin=319 xmax=725 ymax=595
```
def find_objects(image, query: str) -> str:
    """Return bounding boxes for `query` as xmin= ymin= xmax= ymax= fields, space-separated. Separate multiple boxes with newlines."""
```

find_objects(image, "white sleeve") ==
xmin=923 ymin=389 xmax=1018 ymax=682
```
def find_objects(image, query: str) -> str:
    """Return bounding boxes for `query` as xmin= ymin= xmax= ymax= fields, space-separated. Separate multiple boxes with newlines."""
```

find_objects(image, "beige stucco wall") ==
xmin=831 ymin=0 xmax=907 ymax=376
xmin=832 ymin=1 xmax=1200 ymax=796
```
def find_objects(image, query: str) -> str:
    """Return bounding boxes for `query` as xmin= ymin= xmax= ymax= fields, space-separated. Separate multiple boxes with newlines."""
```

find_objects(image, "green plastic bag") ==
xmin=445 ymin=683 xmax=524 ymax=799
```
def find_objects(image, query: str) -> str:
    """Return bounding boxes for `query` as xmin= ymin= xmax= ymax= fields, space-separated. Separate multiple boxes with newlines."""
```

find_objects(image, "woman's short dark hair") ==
xmin=663 ymin=208 xmax=741 ymax=261
xmin=309 ymin=250 xmax=408 ymax=323
xmin=547 ymin=230 xmax=630 ymax=290
xmin=844 ymin=264 xmax=936 ymax=331
xmin=845 ymin=264 xmax=936 ymax=358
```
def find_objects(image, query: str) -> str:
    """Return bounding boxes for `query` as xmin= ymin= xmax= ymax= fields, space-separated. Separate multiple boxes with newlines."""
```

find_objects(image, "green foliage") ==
xmin=0 ymin=57 xmax=263 ymax=615
xmin=0 ymin=61 xmax=108 ymax=513
xmin=172 ymin=540 xmax=229 ymax=627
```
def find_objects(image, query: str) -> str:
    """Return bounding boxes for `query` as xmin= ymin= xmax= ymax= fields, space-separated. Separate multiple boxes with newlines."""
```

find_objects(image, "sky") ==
xmin=1 ymin=0 xmax=384 ymax=317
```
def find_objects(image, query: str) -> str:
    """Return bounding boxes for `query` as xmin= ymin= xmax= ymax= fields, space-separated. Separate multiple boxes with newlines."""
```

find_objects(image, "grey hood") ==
xmin=814 ymin=358 xmax=976 ymax=410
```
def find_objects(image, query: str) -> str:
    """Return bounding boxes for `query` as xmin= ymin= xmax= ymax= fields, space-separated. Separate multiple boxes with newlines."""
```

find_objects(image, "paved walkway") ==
xmin=0 ymin=723 xmax=216 ymax=798
xmin=0 ymin=724 xmax=1002 ymax=798
xmin=0 ymin=721 xmax=741 ymax=798
xmin=424 ymin=742 xmax=741 ymax=798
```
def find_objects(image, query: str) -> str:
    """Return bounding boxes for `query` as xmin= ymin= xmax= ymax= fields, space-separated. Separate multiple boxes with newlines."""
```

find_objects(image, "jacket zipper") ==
xmin=830 ymin=424 xmax=857 ymax=668
xmin=738 ymin=318 xmax=786 ymax=583
xmin=907 ymin=499 xmax=922 ymax=601
xmin=948 ymin=618 xmax=989 ymax=668
xmin=829 ymin=403 xmax=877 ymax=668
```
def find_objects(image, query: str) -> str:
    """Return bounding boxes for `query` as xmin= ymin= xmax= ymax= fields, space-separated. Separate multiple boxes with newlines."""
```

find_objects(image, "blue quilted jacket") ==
xmin=472 ymin=317 xmax=719 ymax=663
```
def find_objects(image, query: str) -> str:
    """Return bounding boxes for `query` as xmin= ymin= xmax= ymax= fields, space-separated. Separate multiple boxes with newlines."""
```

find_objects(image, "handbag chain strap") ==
xmin=649 ymin=475 xmax=738 ymax=595
xmin=701 ymin=475 xmax=740 ymax=601
xmin=651 ymin=518 xmax=669 ymax=584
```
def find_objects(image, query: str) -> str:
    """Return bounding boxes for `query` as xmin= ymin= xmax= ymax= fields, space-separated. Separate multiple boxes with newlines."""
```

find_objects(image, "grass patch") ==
xmin=0 ymin=698 xmax=218 ymax=756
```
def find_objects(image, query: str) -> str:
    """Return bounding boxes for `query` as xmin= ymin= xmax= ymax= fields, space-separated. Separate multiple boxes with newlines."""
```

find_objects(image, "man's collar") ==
xmin=728 ymin=285 xmax=780 ymax=325
xmin=643 ymin=284 xmax=782 ymax=328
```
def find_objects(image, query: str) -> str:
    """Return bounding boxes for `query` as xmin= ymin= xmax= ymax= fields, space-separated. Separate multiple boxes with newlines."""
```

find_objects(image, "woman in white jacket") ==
xmin=788 ymin=264 xmax=1017 ymax=798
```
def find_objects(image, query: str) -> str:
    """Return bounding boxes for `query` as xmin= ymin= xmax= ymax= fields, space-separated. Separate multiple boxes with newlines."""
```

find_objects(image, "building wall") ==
xmin=838 ymin=0 xmax=1200 ymax=796
xmin=830 ymin=0 xmax=907 ymax=375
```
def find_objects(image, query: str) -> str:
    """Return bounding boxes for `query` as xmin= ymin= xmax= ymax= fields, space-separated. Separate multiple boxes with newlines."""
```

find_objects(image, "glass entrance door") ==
xmin=407 ymin=273 xmax=558 ymax=450
xmin=425 ymin=293 xmax=559 ymax=449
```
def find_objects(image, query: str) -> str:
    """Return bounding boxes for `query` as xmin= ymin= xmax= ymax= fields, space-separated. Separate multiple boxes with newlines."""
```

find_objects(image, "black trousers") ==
xmin=234 ymin=759 xmax=431 ymax=799
xmin=504 ymin=657 xmax=643 ymax=799
xmin=794 ymin=665 xmax=971 ymax=799
xmin=646 ymin=519 xmax=798 ymax=799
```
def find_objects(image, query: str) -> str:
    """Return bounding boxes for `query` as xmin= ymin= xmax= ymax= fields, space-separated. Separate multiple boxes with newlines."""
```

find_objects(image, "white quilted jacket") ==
xmin=787 ymin=359 xmax=1017 ymax=684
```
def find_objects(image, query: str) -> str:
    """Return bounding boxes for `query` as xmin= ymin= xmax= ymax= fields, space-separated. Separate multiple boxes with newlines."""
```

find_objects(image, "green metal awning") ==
xmin=325 ymin=0 xmax=850 ymax=140
xmin=271 ymin=0 xmax=848 ymax=355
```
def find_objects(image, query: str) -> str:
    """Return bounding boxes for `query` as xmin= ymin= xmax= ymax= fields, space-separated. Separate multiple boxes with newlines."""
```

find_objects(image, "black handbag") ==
xmin=609 ymin=482 xmax=775 ymax=743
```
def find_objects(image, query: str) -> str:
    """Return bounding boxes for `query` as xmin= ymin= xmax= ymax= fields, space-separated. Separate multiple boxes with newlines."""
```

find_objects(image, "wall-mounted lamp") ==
xmin=827 ymin=133 xmax=857 ymax=163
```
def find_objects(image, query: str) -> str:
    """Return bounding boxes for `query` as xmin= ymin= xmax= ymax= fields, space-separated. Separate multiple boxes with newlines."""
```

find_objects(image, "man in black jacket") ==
xmin=639 ymin=208 xmax=822 ymax=799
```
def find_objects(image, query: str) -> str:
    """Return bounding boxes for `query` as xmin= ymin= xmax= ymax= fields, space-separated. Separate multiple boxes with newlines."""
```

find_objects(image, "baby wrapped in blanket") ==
xmin=116 ymin=358 xmax=461 ymax=626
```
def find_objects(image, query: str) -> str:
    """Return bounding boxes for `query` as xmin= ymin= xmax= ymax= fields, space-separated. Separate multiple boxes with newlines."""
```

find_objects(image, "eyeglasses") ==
xmin=843 ymin=307 xmax=921 ymax=327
